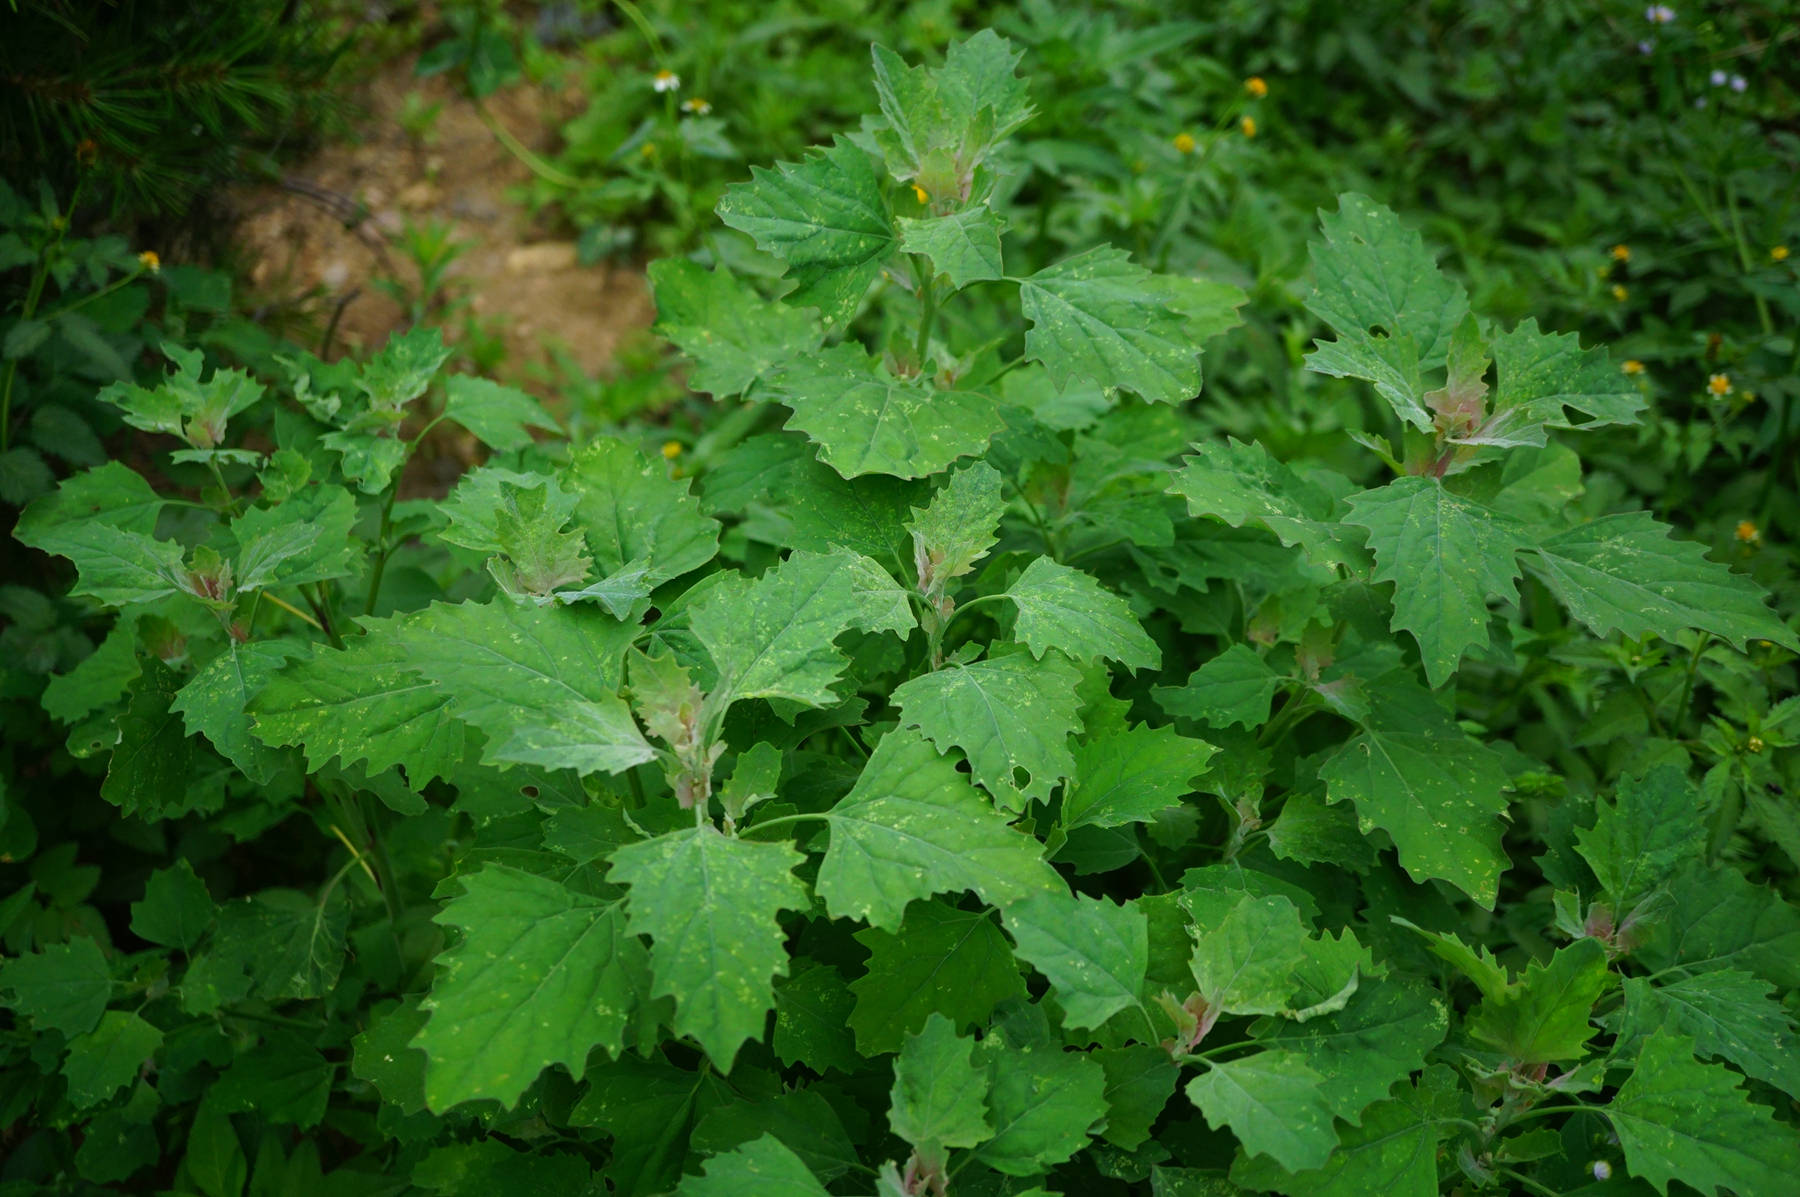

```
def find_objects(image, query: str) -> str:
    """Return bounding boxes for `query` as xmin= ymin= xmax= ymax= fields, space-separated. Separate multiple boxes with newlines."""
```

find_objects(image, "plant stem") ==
xmin=360 ymin=793 xmax=407 ymax=929
xmin=260 ymin=590 xmax=324 ymax=632
xmin=473 ymin=97 xmax=584 ymax=189
xmin=1670 ymin=632 xmax=1710 ymax=730
xmin=364 ymin=484 xmax=401 ymax=616
xmin=913 ymin=257 xmax=937 ymax=368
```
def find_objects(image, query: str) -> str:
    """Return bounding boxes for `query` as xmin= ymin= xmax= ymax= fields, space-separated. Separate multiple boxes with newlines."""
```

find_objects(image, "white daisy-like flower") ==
xmin=1730 ymin=74 xmax=1747 ymax=92
xmin=681 ymin=97 xmax=712 ymax=115
xmin=1637 ymin=39 xmax=1655 ymax=54
xmin=1710 ymin=68 xmax=1728 ymax=86
xmin=1645 ymin=5 xmax=1675 ymax=23
xmin=652 ymin=68 xmax=680 ymax=93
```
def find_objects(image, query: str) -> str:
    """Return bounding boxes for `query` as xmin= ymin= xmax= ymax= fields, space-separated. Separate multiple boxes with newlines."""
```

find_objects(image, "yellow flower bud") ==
xmin=1172 ymin=132 xmax=1196 ymax=154
xmin=1244 ymin=76 xmax=1269 ymax=98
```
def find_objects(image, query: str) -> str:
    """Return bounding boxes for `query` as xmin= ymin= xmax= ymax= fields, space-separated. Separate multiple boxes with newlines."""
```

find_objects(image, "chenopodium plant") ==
xmin=7 ymin=29 xmax=1800 ymax=1197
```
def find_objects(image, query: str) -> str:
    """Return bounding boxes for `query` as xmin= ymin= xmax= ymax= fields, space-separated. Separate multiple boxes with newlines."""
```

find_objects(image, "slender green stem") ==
xmin=360 ymin=793 xmax=406 ymax=929
xmin=260 ymin=590 xmax=324 ymax=631
xmin=737 ymin=812 xmax=831 ymax=838
xmin=3 ymin=179 xmax=85 ymax=451
xmin=473 ymin=97 xmax=584 ymax=189
xmin=364 ymin=485 xmax=401 ymax=616
xmin=1504 ymin=1103 xmax=1604 ymax=1126
xmin=913 ymin=257 xmax=937 ymax=368
xmin=1670 ymin=632 xmax=1711 ymax=731
xmin=1725 ymin=181 xmax=1774 ymax=336
xmin=1499 ymin=1167 xmax=1565 ymax=1197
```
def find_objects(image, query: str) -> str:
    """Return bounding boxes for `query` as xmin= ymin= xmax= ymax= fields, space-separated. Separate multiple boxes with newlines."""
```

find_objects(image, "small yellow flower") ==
xmin=1773 ymin=245 xmax=1791 ymax=262
xmin=652 ymin=68 xmax=680 ymax=93
xmin=1708 ymin=373 xmax=1732 ymax=396
xmin=681 ymin=97 xmax=712 ymax=115
xmin=1622 ymin=359 xmax=1645 ymax=375
xmin=137 ymin=250 xmax=160 ymax=273
xmin=911 ymin=183 xmax=928 ymax=205
xmin=1741 ymin=389 xmax=1756 ymax=404
xmin=661 ymin=440 xmax=683 ymax=460
xmin=1611 ymin=284 xmax=1628 ymax=301
xmin=1244 ymin=76 xmax=1269 ymax=98
xmin=1172 ymin=131 xmax=1196 ymax=154
xmin=1747 ymin=735 xmax=1765 ymax=754
xmin=1735 ymin=519 xmax=1760 ymax=544
xmin=1240 ymin=116 xmax=1257 ymax=138
xmin=1610 ymin=243 xmax=1631 ymax=262
xmin=640 ymin=142 xmax=658 ymax=158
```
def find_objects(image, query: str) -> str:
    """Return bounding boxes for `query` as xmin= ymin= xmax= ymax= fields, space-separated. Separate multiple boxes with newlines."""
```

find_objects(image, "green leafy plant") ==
xmin=4 ymin=28 xmax=1798 ymax=1197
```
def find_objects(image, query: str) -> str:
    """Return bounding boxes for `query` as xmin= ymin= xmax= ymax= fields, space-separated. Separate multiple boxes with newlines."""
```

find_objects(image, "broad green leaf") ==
xmin=1345 ymin=476 xmax=1525 ymax=686
xmin=1094 ymin=1046 xmax=1180 ymax=1150
xmin=1155 ymin=645 xmax=1286 ymax=730
xmin=764 ymin=344 xmax=1002 ymax=479
xmin=870 ymin=31 xmax=1032 ymax=192
xmin=691 ymin=548 xmax=913 ymax=709
xmin=570 ymin=1054 xmax=732 ymax=1195
xmin=481 ymin=482 xmax=593 ymax=597
xmin=691 ymin=1086 xmax=860 ymax=1183
xmin=1062 ymin=721 xmax=1216 ymax=831
xmin=1187 ymin=893 xmax=1310 ymax=1016
xmin=1321 ymin=674 xmax=1511 ymax=907
xmin=251 ymin=632 xmax=466 ymax=785
xmin=442 ymin=375 xmax=559 ymax=452
xmin=677 ymin=1135 xmax=830 ymax=1197
xmin=889 ymin=1013 xmax=992 ymax=1151
xmin=388 ymin=599 xmax=652 ymax=776
xmin=1004 ymin=890 xmax=1147 ymax=1030
xmin=649 ymin=260 xmax=820 ymax=397
xmin=1185 ymin=1050 xmax=1338 ymax=1173
xmin=848 ymin=901 xmax=1026 ymax=1054
xmin=210 ymin=889 xmax=348 ymax=1001
xmin=105 ymin=658 xmax=219 ymax=820
xmin=63 ymin=1011 xmax=162 ymax=1109
xmin=815 ymin=726 xmax=1060 ymax=931
xmin=229 ymin=487 xmax=357 ymax=591
xmin=1613 ymin=972 xmax=1800 ymax=1099
xmin=1468 ymin=938 xmax=1610 ymax=1064
xmin=417 ymin=865 xmax=645 ymax=1110
xmin=1523 ymin=511 xmax=1796 ymax=650
xmin=1639 ymin=866 xmax=1800 ymax=989
xmin=1231 ymin=1065 xmax=1458 ymax=1197
xmin=1169 ymin=440 xmax=1365 ymax=569
xmin=1609 ymin=1030 xmax=1800 ymax=1196
xmin=37 ymin=523 xmax=185 ymax=607
xmin=207 ymin=1032 xmax=334 ymax=1127
xmin=13 ymin=462 xmax=163 ymax=557
xmin=891 ymin=649 xmax=1084 ymax=810
xmin=898 ymin=207 xmax=1004 ymax=289
xmin=716 ymin=137 xmax=896 ymax=329
xmin=1253 ymin=978 xmax=1448 ymax=1123
xmin=772 ymin=966 xmax=859 ymax=1074
xmin=1005 ymin=556 xmax=1160 ymax=670
xmin=0 ymin=936 xmax=111 ymax=1036
xmin=1019 ymin=247 xmax=1199 ymax=404
xmin=907 ymin=460 xmax=1005 ymax=592
xmin=1307 ymin=192 xmax=1468 ymax=375
xmin=173 ymin=640 xmax=305 ymax=785
xmin=351 ymin=1000 xmax=429 ymax=1115
xmin=129 ymin=860 xmax=214 ymax=953
xmin=440 ymin=466 xmax=578 ymax=554
xmin=96 ymin=346 xmax=263 ymax=444
xmin=703 ymin=433 xmax=923 ymax=559
xmin=1574 ymin=765 xmax=1704 ymax=911
xmin=607 ymin=827 xmax=808 ymax=1070
xmin=42 ymin=617 xmax=141 ymax=724
xmin=974 ymin=1043 xmax=1107 ymax=1176
xmin=1457 ymin=319 xmax=1643 ymax=446
xmin=185 ymin=1107 xmax=247 ymax=1197
xmin=568 ymin=436 xmax=720 ymax=586
xmin=348 ymin=325 xmax=448 ymax=409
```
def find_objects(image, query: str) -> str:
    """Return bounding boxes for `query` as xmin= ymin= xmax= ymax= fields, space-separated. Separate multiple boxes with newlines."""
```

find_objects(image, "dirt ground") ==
xmin=227 ymin=53 xmax=653 ymax=388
